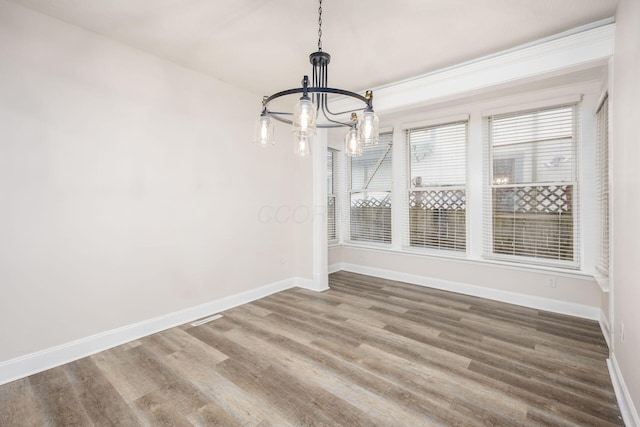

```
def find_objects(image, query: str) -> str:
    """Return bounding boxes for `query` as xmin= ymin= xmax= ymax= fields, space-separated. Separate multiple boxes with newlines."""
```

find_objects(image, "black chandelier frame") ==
xmin=260 ymin=46 xmax=375 ymax=129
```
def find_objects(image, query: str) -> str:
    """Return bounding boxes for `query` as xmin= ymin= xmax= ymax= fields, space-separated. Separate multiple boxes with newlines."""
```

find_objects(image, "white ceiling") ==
xmin=10 ymin=0 xmax=618 ymax=96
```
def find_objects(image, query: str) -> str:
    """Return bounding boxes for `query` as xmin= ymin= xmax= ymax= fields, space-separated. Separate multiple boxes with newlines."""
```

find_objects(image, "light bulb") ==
xmin=344 ymin=127 xmax=362 ymax=157
xmin=253 ymin=113 xmax=274 ymax=147
xmin=358 ymin=110 xmax=379 ymax=145
xmin=293 ymin=98 xmax=317 ymax=136
xmin=294 ymin=132 xmax=312 ymax=157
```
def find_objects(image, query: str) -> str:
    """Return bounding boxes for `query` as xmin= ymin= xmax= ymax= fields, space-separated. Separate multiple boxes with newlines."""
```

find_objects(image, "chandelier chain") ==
xmin=318 ymin=0 xmax=323 ymax=51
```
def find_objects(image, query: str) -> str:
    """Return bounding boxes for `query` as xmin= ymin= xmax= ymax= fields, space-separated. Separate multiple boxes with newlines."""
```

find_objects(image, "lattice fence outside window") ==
xmin=492 ymin=185 xmax=573 ymax=261
xmin=350 ymin=194 xmax=392 ymax=243
xmin=409 ymin=188 xmax=466 ymax=250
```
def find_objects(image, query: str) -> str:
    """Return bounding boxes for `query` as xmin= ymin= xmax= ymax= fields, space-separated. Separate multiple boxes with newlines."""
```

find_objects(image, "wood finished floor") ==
xmin=0 ymin=271 xmax=624 ymax=426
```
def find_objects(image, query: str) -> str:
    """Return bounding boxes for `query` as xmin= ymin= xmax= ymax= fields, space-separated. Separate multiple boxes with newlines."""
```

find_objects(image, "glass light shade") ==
xmin=254 ymin=114 xmax=274 ymax=147
xmin=344 ymin=127 xmax=362 ymax=157
xmin=292 ymin=98 xmax=317 ymax=136
xmin=358 ymin=110 xmax=379 ymax=145
xmin=294 ymin=132 xmax=312 ymax=157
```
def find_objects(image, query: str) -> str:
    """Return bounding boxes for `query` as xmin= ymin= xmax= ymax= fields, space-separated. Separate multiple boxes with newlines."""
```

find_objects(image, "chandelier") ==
xmin=253 ymin=0 xmax=380 ymax=157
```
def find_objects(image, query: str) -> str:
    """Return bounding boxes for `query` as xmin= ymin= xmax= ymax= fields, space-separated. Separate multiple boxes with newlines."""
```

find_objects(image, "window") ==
xmin=596 ymin=95 xmax=609 ymax=276
xmin=485 ymin=105 xmax=578 ymax=265
xmin=327 ymin=149 xmax=337 ymax=243
xmin=349 ymin=132 xmax=393 ymax=243
xmin=407 ymin=121 xmax=467 ymax=251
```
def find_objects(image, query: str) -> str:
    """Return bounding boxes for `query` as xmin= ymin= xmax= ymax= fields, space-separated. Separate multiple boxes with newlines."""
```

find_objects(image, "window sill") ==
xmin=482 ymin=254 xmax=580 ymax=272
xmin=343 ymin=240 xmax=393 ymax=250
xmin=338 ymin=242 xmax=595 ymax=281
xmin=593 ymin=272 xmax=610 ymax=292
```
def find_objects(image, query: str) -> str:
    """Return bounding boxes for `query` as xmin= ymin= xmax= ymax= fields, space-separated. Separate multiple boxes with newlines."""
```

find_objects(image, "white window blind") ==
xmin=327 ymin=149 xmax=337 ymax=243
xmin=596 ymin=95 xmax=609 ymax=276
xmin=484 ymin=105 xmax=578 ymax=266
xmin=406 ymin=121 xmax=467 ymax=251
xmin=349 ymin=132 xmax=393 ymax=243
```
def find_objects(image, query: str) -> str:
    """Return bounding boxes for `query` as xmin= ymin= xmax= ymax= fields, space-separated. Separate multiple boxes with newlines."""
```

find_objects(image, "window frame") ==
xmin=595 ymin=93 xmax=610 ymax=277
xmin=347 ymin=132 xmax=394 ymax=246
xmin=327 ymin=148 xmax=338 ymax=245
xmin=405 ymin=120 xmax=469 ymax=254
xmin=484 ymin=104 xmax=580 ymax=269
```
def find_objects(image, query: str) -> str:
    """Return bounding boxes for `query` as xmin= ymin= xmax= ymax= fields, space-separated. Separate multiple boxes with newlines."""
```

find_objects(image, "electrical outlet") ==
xmin=548 ymin=277 xmax=557 ymax=288
xmin=621 ymin=323 xmax=625 ymax=343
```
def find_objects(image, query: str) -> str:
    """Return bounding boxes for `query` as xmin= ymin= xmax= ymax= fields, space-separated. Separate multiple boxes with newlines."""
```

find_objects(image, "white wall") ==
xmin=612 ymin=0 xmax=640 ymax=418
xmin=0 ymin=0 xmax=299 ymax=363
xmin=328 ymin=246 xmax=342 ymax=269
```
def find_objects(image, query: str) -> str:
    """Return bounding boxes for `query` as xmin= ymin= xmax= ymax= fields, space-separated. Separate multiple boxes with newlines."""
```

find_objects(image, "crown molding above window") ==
xmin=330 ymin=23 xmax=615 ymax=115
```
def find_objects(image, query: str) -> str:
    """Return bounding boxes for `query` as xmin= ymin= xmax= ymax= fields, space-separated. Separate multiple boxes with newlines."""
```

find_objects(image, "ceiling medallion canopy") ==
xmin=254 ymin=0 xmax=380 ymax=157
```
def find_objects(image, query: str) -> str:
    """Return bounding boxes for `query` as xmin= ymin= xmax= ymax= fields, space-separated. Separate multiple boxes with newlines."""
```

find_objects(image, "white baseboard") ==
xmin=294 ymin=276 xmax=328 ymax=292
xmin=328 ymin=263 xmax=342 ymax=274
xmin=600 ymin=310 xmax=612 ymax=349
xmin=334 ymin=262 xmax=601 ymax=320
xmin=0 ymin=277 xmax=304 ymax=386
xmin=608 ymin=354 xmax=640 ymax=427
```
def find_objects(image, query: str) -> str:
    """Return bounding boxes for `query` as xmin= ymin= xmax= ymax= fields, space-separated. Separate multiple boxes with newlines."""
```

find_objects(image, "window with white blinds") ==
xmin=485 ymin=105 xmax=578 ymax=265
xmin=349 ymin=132 xmax=393 ymax=243
xmin=596 ymin=95 xmax=609 ymax=276
xmin=406 ymin=121 xmax=467 ymax=251
xmin=327 ymin=149 xmax=337 ymax=243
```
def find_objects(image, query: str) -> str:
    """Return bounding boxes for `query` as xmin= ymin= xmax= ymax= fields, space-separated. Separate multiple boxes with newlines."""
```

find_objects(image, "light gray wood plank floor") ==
xmin=0 ymin=271 xmax=624 ymax=426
